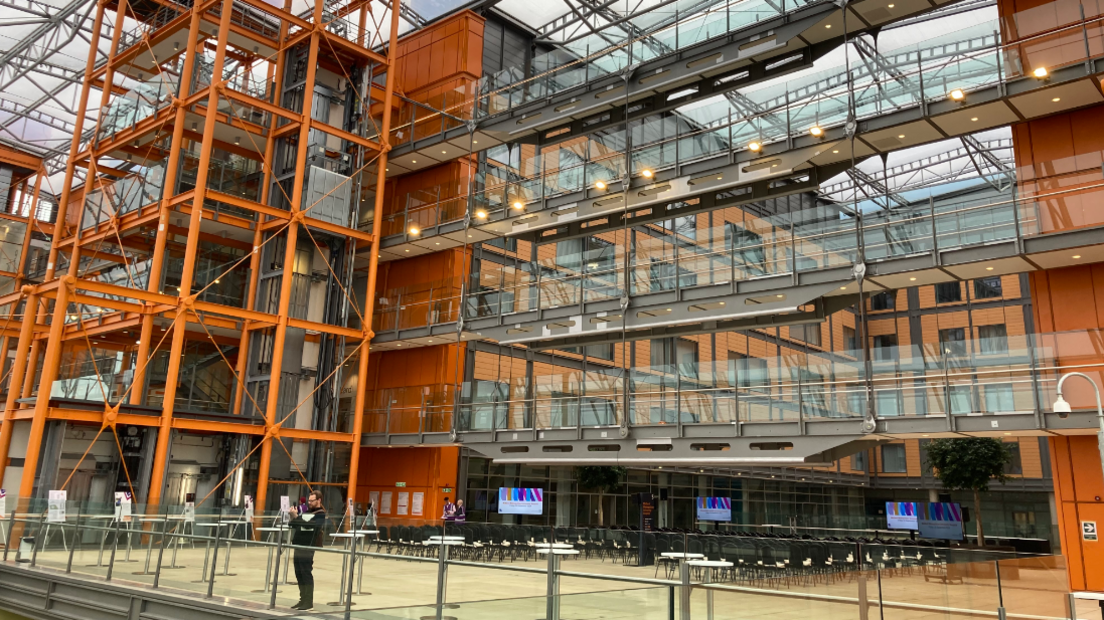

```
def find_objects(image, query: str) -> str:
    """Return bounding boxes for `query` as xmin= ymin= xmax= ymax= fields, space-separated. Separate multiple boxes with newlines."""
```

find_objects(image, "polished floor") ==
xmin=10 ymin=541 xmax=1098 ymax=619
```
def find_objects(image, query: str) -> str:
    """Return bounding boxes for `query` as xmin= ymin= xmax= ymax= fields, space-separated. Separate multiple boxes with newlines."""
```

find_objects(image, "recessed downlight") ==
xmin=986 ymin=266 xmax=994 ymax=271
xmin=1052 ymin=97 xmax=1061 ymax=102
xmin=909 ymin=277 xmax=916 ymax=281
xmin=971 ymin=117 xmax=979 ymax=122
xmin=897 ymin=134 xmax=905 ymax=139
xmin=1073 ymin=254 xmax=1082 ymax=259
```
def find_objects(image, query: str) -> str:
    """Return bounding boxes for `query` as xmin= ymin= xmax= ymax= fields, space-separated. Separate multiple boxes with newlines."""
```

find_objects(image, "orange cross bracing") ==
xmin=0 ymin=0 xmax=404 ymax=524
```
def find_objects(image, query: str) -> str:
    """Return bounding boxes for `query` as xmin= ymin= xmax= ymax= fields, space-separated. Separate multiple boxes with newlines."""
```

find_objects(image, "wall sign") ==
xmin=1083 ymin=521 xmax=1098 ymax=542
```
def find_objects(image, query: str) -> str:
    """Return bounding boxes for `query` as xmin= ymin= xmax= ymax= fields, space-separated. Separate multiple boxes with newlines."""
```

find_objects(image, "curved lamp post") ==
xmin=1052 ymin=372 xmax=1104 ymax=483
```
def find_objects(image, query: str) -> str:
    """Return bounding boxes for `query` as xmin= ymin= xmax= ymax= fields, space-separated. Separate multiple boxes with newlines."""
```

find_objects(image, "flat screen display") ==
xmin=497 ymin=487 xmax=543 ymax=515
xmin=885 ymin=501 xmax=919 ymax=530
xmin=696 ymin=497 xmax=732 ymax=522
xmin=919 ymin=502 xmax=964 ymax=540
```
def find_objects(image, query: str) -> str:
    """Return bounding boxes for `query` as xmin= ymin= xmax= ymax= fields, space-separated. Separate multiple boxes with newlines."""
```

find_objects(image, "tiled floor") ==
xmin=11 ymin=541 xmax=1100 ymax=619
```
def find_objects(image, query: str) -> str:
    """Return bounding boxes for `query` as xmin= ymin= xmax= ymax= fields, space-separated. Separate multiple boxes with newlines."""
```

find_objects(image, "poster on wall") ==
xmin=885 ymin=501 xmax=919 ymax=530
xmin=115 ymin=492 xmax=133 ymax=521
xmin=397 ymin=492 xmax=409 ymax=516
xmin=244 ymin=495 xmax=255 ymax=521
xmin=498 ymin=488 xmax=543 ymax=515
xmin=184 ymin=492 xmax=196 ymax=523
xmin=918 ymin=502 xmax=964 ymax=540
xmin=380 ymin=491 xmax=392 ymax=515
xmin=48 ymin=490 xmax=66 ymax=523
xmin=369 ymin=491 xmax=380 ymax=513
xmin=0 ymin=489 xmax=6 ymax=519
xmin=411 ymin=492 xmax=424 ymax=517
xmin=695 ymin=497 xmax=732 ymax=522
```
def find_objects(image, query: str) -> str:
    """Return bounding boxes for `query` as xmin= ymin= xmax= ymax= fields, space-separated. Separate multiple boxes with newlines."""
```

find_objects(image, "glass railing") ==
xmin=1 ymin=503 xmax=1084 ymax=619
xmin=96 ymin=71 xmax=179 ymax=145
xmin=360 ymin=329 xmax=1104 ymax=433
xmin=117 ymin=0 xmax=193 ymax=55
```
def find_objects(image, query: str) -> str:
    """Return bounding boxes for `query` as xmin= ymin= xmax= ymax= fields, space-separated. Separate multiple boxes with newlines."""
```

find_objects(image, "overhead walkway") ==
xmin=371 ymin=14 xmax=1104 ymax=352
xmin=378 ymin=0 xmax=968 ymax=178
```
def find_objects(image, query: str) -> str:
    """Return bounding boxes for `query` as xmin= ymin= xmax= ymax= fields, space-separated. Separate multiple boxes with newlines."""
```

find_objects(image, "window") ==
xmin=974 ymin=276 xmax=1003 ymax=299
xmin=871 ymin=291 xmax=895 ymax=311
xmin=939 ymin=327 xmax=967 ymax=357
xmin=555 ymin=238 xmax=583 ymax=272
xmin=1003 ymin=442 xmax=1023 ymax=475
xmin=935 ymin=282 xmax=962 ymax=303
xmin=648 ymin=258 xmax=697 ymax=292
xmin=790 ymin=324 xmax=821 ymax=346
xmin=485 ymin=237 xmax=518 ymax=252
xmin=881 ymin=444 xmax=907 ymax=473
xmin=985 ymin=383 xmax=1015 ymax=413
xmin=852 ymin=450 xmax=866 ymax=472
xmin=725 ymin=224 xmax=766 ymax=275
xmin=844 ymin=326 xmax=857 ymax=352
xmin=651 ymin=338 xmax=698 ymax=376
xmin=560 ymin=344 xmax=615 ymax=361
xmin=729 ymin=352 xmax=769 ymax=388
xmin=872 ymin=334 xmax=898 ymax=361
xmin=978 ymin=324 xmax=1008 ymax=355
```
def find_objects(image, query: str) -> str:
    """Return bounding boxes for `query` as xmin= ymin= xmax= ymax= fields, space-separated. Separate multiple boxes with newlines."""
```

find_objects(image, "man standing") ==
xmin=288 ymin=490 xmax=326 ymax=610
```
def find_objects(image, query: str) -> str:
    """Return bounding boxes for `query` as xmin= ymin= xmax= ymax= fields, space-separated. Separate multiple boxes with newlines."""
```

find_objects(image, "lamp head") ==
xmin=1053 ymin=395 xmax=1071 ymax=418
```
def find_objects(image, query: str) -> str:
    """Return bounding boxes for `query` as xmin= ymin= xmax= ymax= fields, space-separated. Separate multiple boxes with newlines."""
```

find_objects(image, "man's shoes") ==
xmin=298 ymin=605 xmax=314 ymax=611
xmin=290 ymin=601 xmax=304 ymax=610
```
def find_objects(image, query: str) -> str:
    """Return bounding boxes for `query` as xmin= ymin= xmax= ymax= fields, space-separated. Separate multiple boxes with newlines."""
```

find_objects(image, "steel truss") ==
xmin=0 ymin=0 xmax=402 ymax=515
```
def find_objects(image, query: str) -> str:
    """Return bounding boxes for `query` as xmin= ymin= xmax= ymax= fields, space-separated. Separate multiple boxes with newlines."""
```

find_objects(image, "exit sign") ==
xmin=395 ymin=482 xmax=406 ymax=487
xmin=442 ymin=487 xmax=453 ymax=493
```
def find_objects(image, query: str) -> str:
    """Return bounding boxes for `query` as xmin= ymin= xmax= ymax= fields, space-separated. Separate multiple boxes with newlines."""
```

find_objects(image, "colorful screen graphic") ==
xmin=498 ymin=487 xmax=544 ymax=515
xmin=885 ymin=501 xmax=919 ymax=530
xmin=696 ymin=497 xmax=732 ymax=522
xmin=919 ymin=502 xmax=964 ymax=540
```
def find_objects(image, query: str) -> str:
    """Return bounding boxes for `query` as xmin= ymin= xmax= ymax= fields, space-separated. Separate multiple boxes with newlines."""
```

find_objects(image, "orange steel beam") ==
xmin=0 ymin=292 xmax=40 ymax=483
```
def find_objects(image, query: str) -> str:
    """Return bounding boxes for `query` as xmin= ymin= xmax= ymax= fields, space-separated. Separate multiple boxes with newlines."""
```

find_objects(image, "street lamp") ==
xmin=1052 ymin=372 xmax=1104 ymax=484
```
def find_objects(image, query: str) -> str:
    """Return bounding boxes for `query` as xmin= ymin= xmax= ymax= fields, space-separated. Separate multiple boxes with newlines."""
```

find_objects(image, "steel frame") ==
xmin=0 ymin=0 xmax=403 ymax=513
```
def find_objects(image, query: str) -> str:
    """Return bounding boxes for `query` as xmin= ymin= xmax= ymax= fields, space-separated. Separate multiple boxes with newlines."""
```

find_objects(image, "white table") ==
xmin=688 ymin=560 xmax=732 ymax=620
xmin=535 ymin=542 xmax=575 ymax=549
xmin=662 ymin=552 xmax=705 ymax=560
xmin=329 ymin=532 xmax=375 ymax=605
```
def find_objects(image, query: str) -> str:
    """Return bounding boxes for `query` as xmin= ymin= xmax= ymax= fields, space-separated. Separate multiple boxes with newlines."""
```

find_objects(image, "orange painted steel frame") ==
xmin=0 ymin=0 xmax=404 ymax=514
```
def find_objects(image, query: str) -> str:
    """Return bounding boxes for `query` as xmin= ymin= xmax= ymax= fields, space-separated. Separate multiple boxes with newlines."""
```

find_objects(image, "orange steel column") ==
xmin=19 ymin=279 xmax=72 ymax=497
xmin=232 ymin=1 xmax=290 ymax=417
xmin=65 ymin=0 xmax=131 ymax=281
xmin=15 ymin=0 xmax=118 ymax=497
xmin=146 ymin=0 xmax=237 ymax=509
xmin=345 ymin=0 xmax=403 ymax=505
xmin=253 ymin=20 xmax=323 ymax=515
xmin=130 ymin=7 xmax=205 ymax=407
xmin=18 ymin=2 xmax=108 ymax=404
xmin=14 ymin=170 xmax=44 ymax=288
xmin=0 ymin=290 xmax=36 ymax=485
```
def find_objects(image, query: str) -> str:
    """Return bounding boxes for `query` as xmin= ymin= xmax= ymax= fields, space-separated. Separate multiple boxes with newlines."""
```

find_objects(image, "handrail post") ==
xmin=66 ymin=506 xmax=82 ymax=574
xmin=106 ymin=511 xmax=122 ymax=581
xmin=206 ymin=513 xmax=223 ymax=599
xmin=269 ymin=521 xmax=285 ymax=609
xmin=153 ymin=514 xmax=170 ymax=588
xmin=995 ymin=560 xmax=1007 ymax=620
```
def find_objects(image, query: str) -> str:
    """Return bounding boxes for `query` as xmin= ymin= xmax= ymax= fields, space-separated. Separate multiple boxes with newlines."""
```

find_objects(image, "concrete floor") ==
xmin=13 ymin=541 xmax=1101 ymax=619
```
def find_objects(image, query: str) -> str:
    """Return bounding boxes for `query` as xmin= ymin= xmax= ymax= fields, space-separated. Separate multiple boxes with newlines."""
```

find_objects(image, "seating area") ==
xmin=361 ymin=523 xmax=1018 ymax=588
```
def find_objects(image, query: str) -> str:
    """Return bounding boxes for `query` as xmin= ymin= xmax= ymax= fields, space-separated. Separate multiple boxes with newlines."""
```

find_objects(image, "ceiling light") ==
xmin=411 ymin=160 xmax=417 ymax=164
xmin=949 ymin=88 xmax=965 ymax=101
xmin=594 ymin=180 xmax=607 ymax=190
xmin=641 ymin=169 xmax=654 ymax=178
xmin=512 ymin=201 xmax=524 ymax=210
xmin=235 ymin=136 xmax=241 ymax=145
xmin=475 ymin=210 xmax=488 ymax=219
xmin=986 ymin=266 xmax=994 ymax=271
xmin=825 ymin=24 xmax=832 ymax=28
xmin=716 ymin=176 xmax=723 ymax=180
xmin=971 ymin=117 xmax=979 ymax=122
xmin=1073 ymin=254 xmax=1081 ymax=259
xmin=1052 ymin=97 xmax=1061 ymax=102
xmin=1033 ymin=67 xmax=1048 ymax=78
xmin=887 ymin=3 xmax=894 ymax=6
xmin=832 ymin=149 xmax=839 ymax=154
xmin=473 ymin=140 xmax=478 ymax=144
xmin=909 ymin=277 xmax=916 ymax=281
xmin=748 ymin=141 xmax=762 ymax=151
xmin=442 ymin=150 xmax=447 ymax=154
xmin=840 ymin=286 xmax=847 ymax=290
xmin=776 ymin=294 xmax=784 ymax=298
xmin=408 ymin=226 xmax=420 ymax=235
xmin=897 ymin=134 xmax=905 ymax=139
xmin=810 ymin=126 xmax=824 ymax=137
